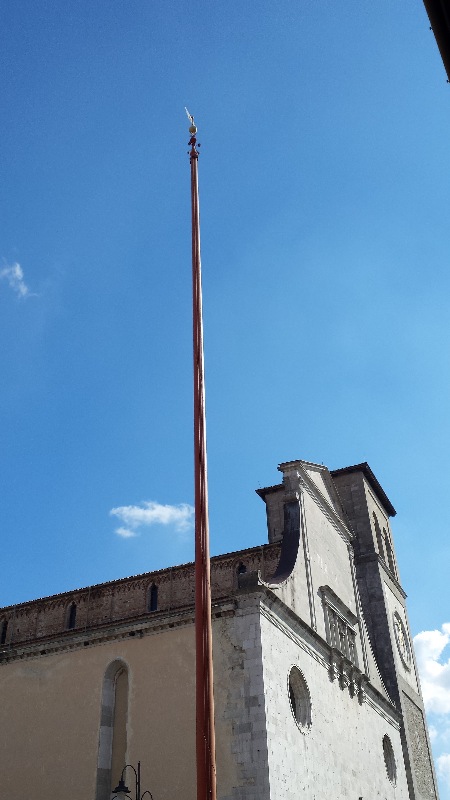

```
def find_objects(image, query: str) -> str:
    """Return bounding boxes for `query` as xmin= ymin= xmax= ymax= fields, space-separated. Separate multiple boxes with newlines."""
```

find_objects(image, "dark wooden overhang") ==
xmin=423 ymin=0 xmax=450 ymax=81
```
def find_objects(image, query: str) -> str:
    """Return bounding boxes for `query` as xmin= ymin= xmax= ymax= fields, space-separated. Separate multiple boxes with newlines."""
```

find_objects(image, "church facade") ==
xmin=0 ymin=459 xmax=438 ymax=800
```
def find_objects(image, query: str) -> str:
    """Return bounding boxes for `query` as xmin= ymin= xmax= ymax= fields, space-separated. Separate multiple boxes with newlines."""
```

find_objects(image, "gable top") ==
xmin=330 ymin=462 xmax=396 ymax=518
xmin=256 ymin=460 xmax=396 ymax=519
xmin=257 ymin=460 xmax=348 ymax=533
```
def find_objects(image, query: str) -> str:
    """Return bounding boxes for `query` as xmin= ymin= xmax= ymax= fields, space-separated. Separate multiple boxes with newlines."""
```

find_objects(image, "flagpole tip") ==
xmin=186 ymin=108 xmax=199 ymax=161
xmin=185 ymin=107 xmax=197 ymax=135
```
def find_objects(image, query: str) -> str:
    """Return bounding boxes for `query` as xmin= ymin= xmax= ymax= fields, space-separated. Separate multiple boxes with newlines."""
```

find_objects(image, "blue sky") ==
xmin=1 ymin=1 xmax=450 ymax=793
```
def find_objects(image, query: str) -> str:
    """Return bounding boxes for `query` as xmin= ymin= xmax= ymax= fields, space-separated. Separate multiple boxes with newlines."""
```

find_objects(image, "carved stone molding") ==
xmin=329 ymin=649 xmax=366 ymax=703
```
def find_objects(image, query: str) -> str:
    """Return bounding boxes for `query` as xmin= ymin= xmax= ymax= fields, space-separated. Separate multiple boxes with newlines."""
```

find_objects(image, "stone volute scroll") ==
xmin=239 ymin=487 xmax=302 ymax=591
xmin=260 ymin=490 xmax=301 ymax=587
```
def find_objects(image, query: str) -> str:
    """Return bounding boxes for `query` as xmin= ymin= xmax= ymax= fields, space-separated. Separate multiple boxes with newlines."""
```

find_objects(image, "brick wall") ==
xmin=0 ymin=544 xmax=280 ymax=650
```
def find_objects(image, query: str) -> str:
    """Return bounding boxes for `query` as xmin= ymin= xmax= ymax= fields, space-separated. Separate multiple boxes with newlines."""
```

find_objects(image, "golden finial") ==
xmin=185 ymin=106 xmax=197 ymax=135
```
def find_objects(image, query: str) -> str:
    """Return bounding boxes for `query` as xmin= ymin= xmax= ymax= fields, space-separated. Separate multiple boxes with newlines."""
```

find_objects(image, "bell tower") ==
xmin=331 ymin=463 xmax=439 ymax=800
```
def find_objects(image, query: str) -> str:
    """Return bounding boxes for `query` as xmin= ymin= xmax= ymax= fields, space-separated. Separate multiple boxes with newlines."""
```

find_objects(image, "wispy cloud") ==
xmin=115 ymin=526 xmax=139 ymax=539
xmin=429 ymin=725 xmax=438 ymax=743
xmin=110 ymin=500 xmax=194 ymax=538
xmin=0 ymin=262 xmax=32 ymax=298
xmin=438 ymin=754 xmax=450 ymax=791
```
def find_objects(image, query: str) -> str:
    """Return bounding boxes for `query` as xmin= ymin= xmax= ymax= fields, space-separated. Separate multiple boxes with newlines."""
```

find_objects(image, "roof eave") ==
xmin=423 ymin=0 xmax=450 ymax=81
xmin=330 ymin=462 xmax=397 ymax=518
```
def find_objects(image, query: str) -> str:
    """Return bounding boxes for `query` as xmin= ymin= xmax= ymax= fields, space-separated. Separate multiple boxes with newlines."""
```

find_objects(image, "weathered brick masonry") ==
xmin=0 ymin=543 xmax=280 ymax=655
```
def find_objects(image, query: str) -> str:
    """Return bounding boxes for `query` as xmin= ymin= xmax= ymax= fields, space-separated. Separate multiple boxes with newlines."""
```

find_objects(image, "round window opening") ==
xmin=393 ymin=611 xmax=411 ymax=669
xmin=288 ymin=666 xmax=311 ymax=731
xmin=383 ymin=735 xmax=397 ymax=785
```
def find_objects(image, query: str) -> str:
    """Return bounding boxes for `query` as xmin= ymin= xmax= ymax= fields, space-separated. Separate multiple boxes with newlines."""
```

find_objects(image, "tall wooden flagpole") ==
xmin=187 ymin=110 xmax=217 ymax=800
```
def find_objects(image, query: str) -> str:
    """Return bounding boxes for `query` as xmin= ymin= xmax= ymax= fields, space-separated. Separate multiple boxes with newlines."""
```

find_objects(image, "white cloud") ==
xmin=429 ymin=725 xmax=438 ymax=743
xmin=437 ymin=754 xmax=450 ymax=790
xmin=110 ymin=500 xmax=194 ymax=538
xmin=413 ymin=625 xmax=450 ymax=798
xmin=0 ymin=262 xmax=31 ymax=298
xmin=439 ymin=724 xmax=450 ymax=747
xmin=414 ymin=624 xmax=450 ymax=714
xmin=115 ymin=527 xmax=138 ymax=539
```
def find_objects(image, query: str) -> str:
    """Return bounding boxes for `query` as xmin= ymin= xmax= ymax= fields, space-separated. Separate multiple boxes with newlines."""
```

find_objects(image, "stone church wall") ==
xmin=0 ymin=459 xmax=439 ymax=800
xmin=0 ymin=624 xmax=197 ymax=800
xmin=259 ymin=601 xmax=410 ymax=800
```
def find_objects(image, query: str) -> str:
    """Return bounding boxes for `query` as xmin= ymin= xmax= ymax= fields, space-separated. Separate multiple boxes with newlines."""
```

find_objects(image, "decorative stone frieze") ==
xmin=0 ymin=544 xmax=281 ymax=660
xmin=328 ymin=648 xmax=367 ymax=703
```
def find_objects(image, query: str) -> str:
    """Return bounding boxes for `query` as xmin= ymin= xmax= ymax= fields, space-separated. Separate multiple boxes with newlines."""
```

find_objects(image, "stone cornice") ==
xmin=0 ymin=543 xmax=281 ymax=615
xmin=0 ymin=600 xmax=236 ymax=664
xmin=0 ymin=543 xmax=281 ymax=652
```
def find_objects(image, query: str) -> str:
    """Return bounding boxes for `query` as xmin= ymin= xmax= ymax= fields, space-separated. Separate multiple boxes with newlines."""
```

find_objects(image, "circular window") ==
xmin=383 ymin=735 xmax=397 ymax=785
xmin=393 ymin=611 xmax=411 ymax=669
xmin=288 ymin=666 xmax=311 ymax=731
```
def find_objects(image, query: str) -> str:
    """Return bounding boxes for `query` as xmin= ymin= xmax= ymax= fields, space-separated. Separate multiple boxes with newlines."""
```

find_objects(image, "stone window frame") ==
xmin=393 ymin=610 xmax=412 ymax=670
xmin=319 ymin=585 xmax=359 ymax=667
xmin=0 ymin=619 xmax=8 ymax=645
xmin=95 ymin=658 xmax=129 ymax=800
xmin=373 ymin=512 xmax=398 ymax=579
xmin=233 ymin=558 xmax=248 ymax=589
xmin=147 ymin=583 xmax=158 ymax=613
xmin=65 ymin=601 xmax=77 ymax=630
xmin=383 ymin=527 xmax=397 ymax=578
xmin=287 ymin=665 xmax=312 ymax=733
xmin=372 ymin=512 xmax=386 ymax=561
xmin=383 ymin=734 xmax=397 ymax=785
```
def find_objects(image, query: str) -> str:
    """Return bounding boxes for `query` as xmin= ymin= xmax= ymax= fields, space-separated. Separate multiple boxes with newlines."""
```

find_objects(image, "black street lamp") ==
xmin=112 ymin=761 xmax=153 ymax=800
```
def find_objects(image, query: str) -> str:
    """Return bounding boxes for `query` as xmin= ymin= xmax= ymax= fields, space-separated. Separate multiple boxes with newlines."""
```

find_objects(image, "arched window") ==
xmin=235 ymin=561 xmax=248 ymax=588
xmin=67 ymin=602 xmax=77 ymax=630
xmin=96 ymin=660 xmax=129 ymax=800
xmin=0 ymin=620 xmax=8 ymax=645
xmin=373 ymin=513 xmax=385 ymax=561
xmin=383 ymin=529 xmax=396 ymax=576
xmin=147 ymin=583 xmax=158 ymax=612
